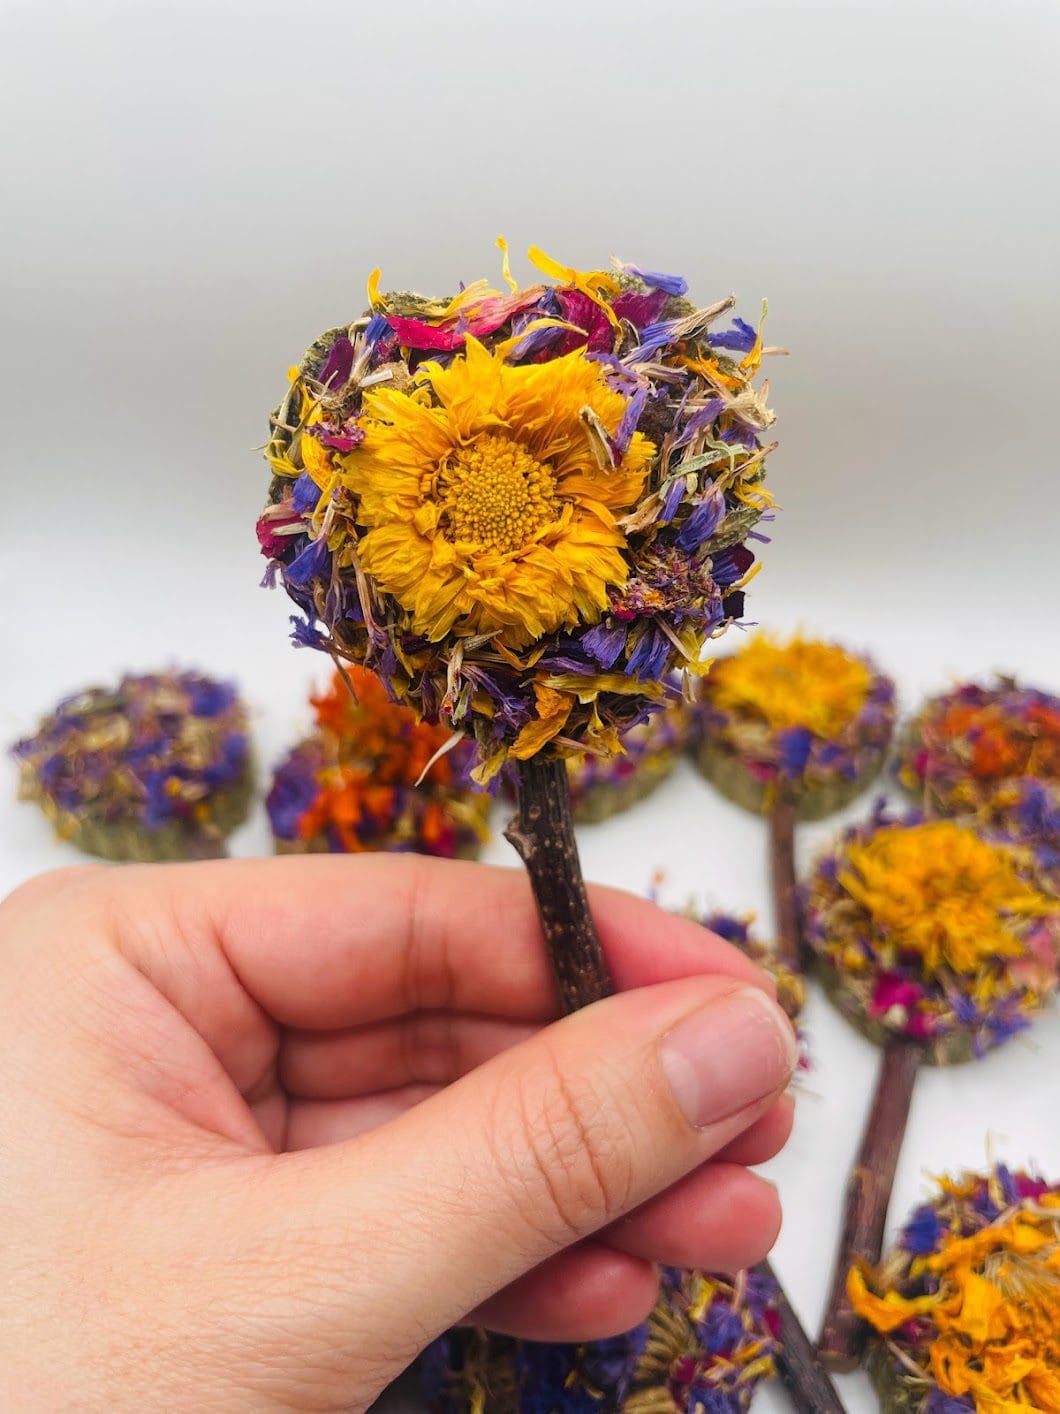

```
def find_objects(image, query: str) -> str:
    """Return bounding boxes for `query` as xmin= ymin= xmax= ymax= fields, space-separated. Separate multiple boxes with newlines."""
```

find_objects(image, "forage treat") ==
xmin=849 ymin=1166 xmax=1060 ymax=1413
xmin=803 ymin=809 xmax=1059 ymax=1063
xmin=422 ymin=1266 xmax=782 ymax=1413
xmin=898 ymin=677 xmax=1060 ymax=871
xmin=266 ymin=667 xmax=488 ymax=857
xmin=694 ymin=633 xmax=896 ymax=818
xmin=258 ymin=244 xmax=779 ymax=782
xmin=11 ymin=670 xmax=252 ymax=861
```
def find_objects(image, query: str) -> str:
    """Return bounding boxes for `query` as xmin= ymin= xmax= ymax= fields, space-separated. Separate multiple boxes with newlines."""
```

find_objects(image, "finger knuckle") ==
xmin=502 ymin=1045 xmax=636 ymax=1243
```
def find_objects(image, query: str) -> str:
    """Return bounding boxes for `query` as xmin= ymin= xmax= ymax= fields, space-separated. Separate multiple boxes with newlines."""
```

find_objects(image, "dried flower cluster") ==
xmin=849 ymin=1166 xmax=1060 ymax=1412
xmin=421 ymin=1266 xmax=781 ymax=1412
xmin=258 ymin=244 xmax=779 ymax=780
xmin=266 ymin=667 xmax=487 ymax=857
xmin=803 ymin=808 xmax=1059 ymax=1061
xmin=694 ymin=633 xmax=895 ymax=818
xmin=898 ymin=678 xmax=1060 ymax=874
xmin=11 ymin=671 xmax=251 ymax=861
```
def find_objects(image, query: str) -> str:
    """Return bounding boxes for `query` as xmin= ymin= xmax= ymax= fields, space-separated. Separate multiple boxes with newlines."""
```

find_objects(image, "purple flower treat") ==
xmin=422 ymin=1266 xmax=782 ymax=1413
xmin=11 ymin=671 xmax=252 ymax=861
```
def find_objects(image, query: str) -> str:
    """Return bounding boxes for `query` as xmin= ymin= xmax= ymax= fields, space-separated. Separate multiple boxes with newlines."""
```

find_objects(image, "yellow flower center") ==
xmin=438 ymin=433 xmax=559 ymax=553
xmin=838 ymin=821 xmax=1053 ymax=977
xmin=709 ymin=634 xmax=873 ymax=737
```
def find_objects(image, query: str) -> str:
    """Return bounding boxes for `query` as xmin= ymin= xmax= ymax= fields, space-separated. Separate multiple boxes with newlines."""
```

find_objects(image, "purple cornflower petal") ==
xmin=777 ymin=726 xmax=814 ymax=777
xmin=675 ymin=398 xmax=726 ymax=448
xmin=618 ymin=262 xmax=689 ymax=297
xmin=284 ymin=535 xmax=330 ymax=591
xmin=613 ymin=385 xmax=648 ymax=455
xmin=292 ymin=473 xmax=322 ymax=513
xmin=266 ymin=743 xmax=323 ymax=840
xmin=627 ymin=317 xmax=680 ymax=362
xmin=581 ymin=620 xmax=628 ymax=670
xmin=902 ymin=1205 xmax=944 ymax=1255
xmin=625 ymin=623 xmax=670 ymax=680
xmin=186 ymin=678 xmax=237 ymax=717
xmin=675 ymin=487 xmax=726 ymax=552
xmin=657 ymin=477 xmax=686 ymax=526
xmin=289 ymin=614 xmax=326 ymax=650
xmin=710 ymin=317 xmax=758 ymax=353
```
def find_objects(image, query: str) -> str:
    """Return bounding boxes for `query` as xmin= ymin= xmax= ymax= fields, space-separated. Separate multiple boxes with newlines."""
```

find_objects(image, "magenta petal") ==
xmin=557 ymin=289 xmax=612 ymax=352
xmin=613 ymin=288 xmax=669 ymax=328
xmin=869 ymin=972 xmax=924 ymax=1015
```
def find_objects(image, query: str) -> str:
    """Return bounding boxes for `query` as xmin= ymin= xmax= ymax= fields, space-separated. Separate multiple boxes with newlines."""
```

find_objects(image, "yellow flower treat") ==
xmin=850 ymin=1167 xmax=1060 ymax=1413
xmin=803 ymin=811 xmax=1059 ymax=1063
xmin=694 ymin=633 xmax=896 ymax=818
xmin=257 ymin=245 xmax=780 ymax=779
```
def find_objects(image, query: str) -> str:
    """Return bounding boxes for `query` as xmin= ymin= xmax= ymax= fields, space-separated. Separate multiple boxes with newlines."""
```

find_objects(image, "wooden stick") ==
xmin=817 ymin=1038 xmax=922 ymax=1371
xmin=758 ymin=1259 xmax=847 ymax=1414
xmin=506 ymin=756 xmax=613 ymax=1013
xmin=768 ymin=796 xmax=802 ymax=971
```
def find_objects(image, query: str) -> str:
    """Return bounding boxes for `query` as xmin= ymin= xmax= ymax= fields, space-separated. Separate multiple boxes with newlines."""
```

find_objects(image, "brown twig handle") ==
xmin=817 ymin=1037 xmax=922 ymax=1371
xmin=757 ymin=1259 xmax=848 ymax=1413
xmin=505 ymin=756 xmax=614 ymax=1013
xmin=768 ymin=796 xmax=802 ymax=971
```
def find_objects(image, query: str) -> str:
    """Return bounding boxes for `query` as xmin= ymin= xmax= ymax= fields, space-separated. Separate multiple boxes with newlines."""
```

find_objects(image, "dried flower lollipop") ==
xmin=266 ymin=667 xmax=488 ymax=858
xmin=803 ymin=809 xmax=1059 ymax=1369
xmin=848 ymin=1165 xmax=1060 ymax=1413
xmin=897 ymin=677 xmax=1060 ymax=872
xmin=258 ymin=243 xmax=780 ymax=1011
xmin=693 ymin=632 xmax=896 ymax=972
xmin=421 ymin=1266 xmax=787 ymax=1414
xmin=11 ymin=671 xmax=252 ymax=861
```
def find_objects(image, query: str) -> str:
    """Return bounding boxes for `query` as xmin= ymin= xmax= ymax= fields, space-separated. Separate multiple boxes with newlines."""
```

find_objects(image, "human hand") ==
xmin=0 ymin=858 xmax=796 ymax=1412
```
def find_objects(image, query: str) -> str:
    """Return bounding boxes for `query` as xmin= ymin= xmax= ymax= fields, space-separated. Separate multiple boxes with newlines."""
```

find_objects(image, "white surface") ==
xmin=3 ymin=2 xmax=1060 ymax=1410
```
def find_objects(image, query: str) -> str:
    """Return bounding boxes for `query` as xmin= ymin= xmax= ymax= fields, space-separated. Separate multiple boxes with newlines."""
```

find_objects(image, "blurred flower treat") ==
xmin=806 ymin=809 xmax=1060 ymax=1369
xmin=11 ymin=670 xmax=251 ymax=861
xmin=267 ymin=667 xmax=488 ymax=858
xmin=898 ymin=677 xmax=1060 ymax=874
xmin=694 ymin=633 xmax=896 ymax=820
xmin=694 ymin=632 xmax=896 ymax=976
xmin=422 ymin=1266 xmax=783 ymax=1413
xmin=849 ymin=1165 xmax=1060 ymax=1412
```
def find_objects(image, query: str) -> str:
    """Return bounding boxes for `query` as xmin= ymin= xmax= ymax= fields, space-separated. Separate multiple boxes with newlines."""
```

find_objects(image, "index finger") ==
xmin=110 ymin=854 xmax=775 ymax=1028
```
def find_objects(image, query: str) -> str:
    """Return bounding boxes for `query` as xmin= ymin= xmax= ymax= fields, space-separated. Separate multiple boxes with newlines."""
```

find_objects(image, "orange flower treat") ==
xmin=266 ymin=668 xmax=488 ymax=857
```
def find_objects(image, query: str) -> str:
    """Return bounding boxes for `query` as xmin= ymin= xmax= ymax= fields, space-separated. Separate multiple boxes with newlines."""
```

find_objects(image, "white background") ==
xmin=2 ymin=2 xmax=1059 ymax=1409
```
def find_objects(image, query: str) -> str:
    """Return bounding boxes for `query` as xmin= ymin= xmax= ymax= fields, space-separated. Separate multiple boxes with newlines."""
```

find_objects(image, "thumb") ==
xmin=229 ymin=975 xmax=796 ymax=1403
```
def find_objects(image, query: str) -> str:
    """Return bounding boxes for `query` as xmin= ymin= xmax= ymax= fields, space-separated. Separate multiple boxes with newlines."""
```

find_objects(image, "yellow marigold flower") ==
xmin=708 ymin=632 xmax=873 ymax=737
xmin=340 ymin=337 xmax=654 ymax=648
xmin=838 ymin=821 xmax=1053 ymax=977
